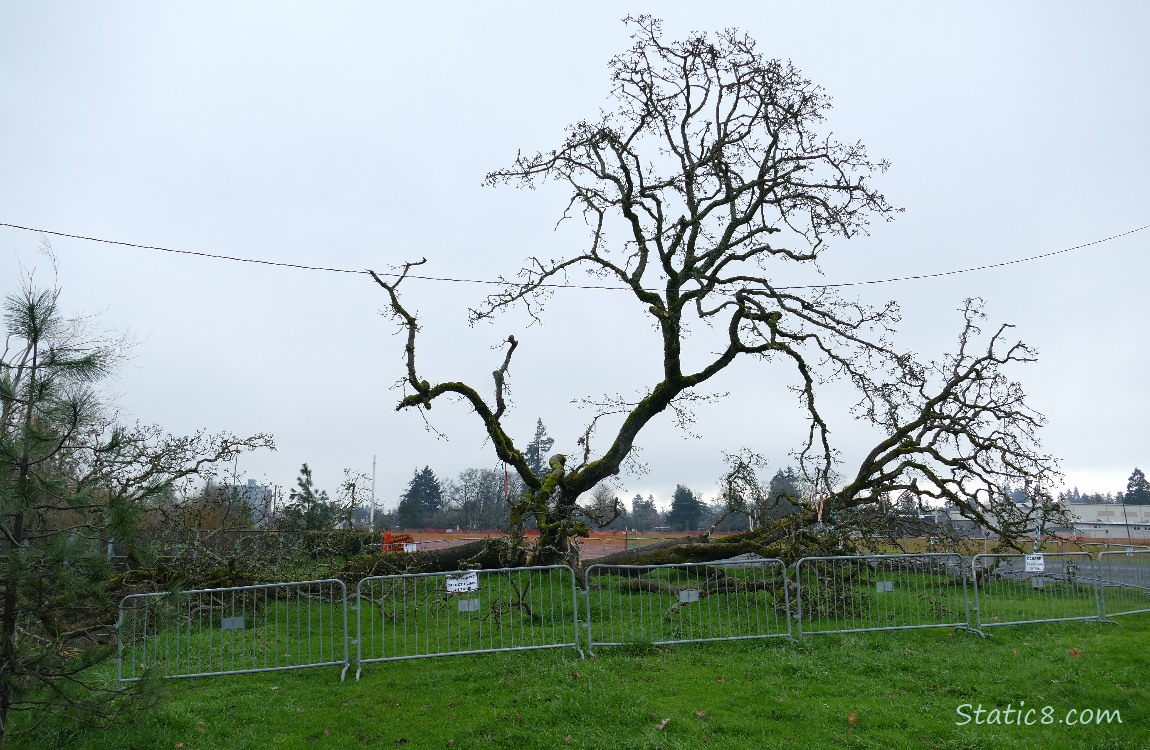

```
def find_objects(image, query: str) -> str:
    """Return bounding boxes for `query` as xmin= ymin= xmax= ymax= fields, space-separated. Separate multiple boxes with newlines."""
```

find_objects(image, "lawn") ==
xmin=12 ymin=615 xmax=1150 ymax=749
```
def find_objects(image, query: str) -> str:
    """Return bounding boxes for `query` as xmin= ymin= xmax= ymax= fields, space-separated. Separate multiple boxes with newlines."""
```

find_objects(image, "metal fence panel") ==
xmin=971 ymin=552 xmax=1099 ymax=628
xmin=1096 ymin=550 xmax=1150 ymax=618
xmin=1061 ymin=541 xmax=1150 ymax=556
xmin=116 ymin=579 xmax=349 ymax=682
xmin=795 ymin=554 xmax=972 ymax=636
xmin=354 ymin=565 xmax=580 ymax=679
xmin=583 ymin=559 xmax=791 ymax=653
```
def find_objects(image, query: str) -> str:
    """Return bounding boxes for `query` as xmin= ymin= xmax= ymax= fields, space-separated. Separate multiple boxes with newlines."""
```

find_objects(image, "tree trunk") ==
xmin=0 ymin=511 xmax=23 ymax=734
xmin=334 ymin=538 xmax=512 ymax=582
xmin=590 ymin=510 xmax=844 ymax=567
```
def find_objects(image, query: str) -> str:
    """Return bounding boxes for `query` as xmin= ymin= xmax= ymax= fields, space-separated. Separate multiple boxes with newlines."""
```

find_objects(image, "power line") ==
xmin=2 ymin=220 xmax=1146 ymax=292
xmin=0 ymin=222 xmax=366 ymax=276
xmin=782 ymin=223 xmax=1149 ymax=290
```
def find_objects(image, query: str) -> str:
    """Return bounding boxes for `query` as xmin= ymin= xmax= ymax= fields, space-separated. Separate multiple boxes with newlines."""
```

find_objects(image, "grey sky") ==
xmin=2 ymin=2 xmax=1147 ymax=510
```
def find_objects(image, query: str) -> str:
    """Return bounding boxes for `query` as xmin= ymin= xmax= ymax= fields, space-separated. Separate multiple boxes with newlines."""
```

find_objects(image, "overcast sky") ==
xmin=2 ymin=2 xmax=1147 ymax=510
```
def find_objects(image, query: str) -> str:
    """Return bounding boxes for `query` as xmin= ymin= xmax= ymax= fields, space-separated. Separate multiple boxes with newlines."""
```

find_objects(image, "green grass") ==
xmin=11 ymin=615 xmax=1150 ymax=749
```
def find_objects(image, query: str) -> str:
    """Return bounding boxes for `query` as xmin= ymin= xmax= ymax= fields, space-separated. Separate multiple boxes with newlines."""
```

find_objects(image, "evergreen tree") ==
xmin=665 ymin=484 xmax=703 ymax=531
xmin=396 ymin=466 xmax=443 ymax=528
xmin=766 ymin=467 xmax=802 ymax=519
xmin=0 ymin=280 xmax=272 ymax=734
xmin=1126 ymin=468 xmax=1150 ymax=505
xmin=408 ymin=466 xmax=443 ymax=514
xmin=629 ymin=493 xmax=661 ymax=531
xmin=523 ymin=419 xmax=555 ymax=479
xmin=894 ymin=490 xmax=920 ymax=518
xmin=395 ymin=491 xmax=424 ymax=528
xmin=280 ymin=463 xmax=335 ymax=531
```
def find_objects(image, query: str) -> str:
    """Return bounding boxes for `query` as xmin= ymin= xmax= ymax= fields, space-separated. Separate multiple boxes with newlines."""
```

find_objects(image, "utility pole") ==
xmin=370 ymin=455 xmax=377 ymax=530
xmin=1121 ymin=496 xmax=1132 ymax=544
xmin=1028 ymin=478 xmax=1043 ymax=554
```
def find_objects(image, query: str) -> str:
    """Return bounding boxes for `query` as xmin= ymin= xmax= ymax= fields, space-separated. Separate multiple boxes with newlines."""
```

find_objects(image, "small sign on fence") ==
xmin=1024 ymin=554 xmax=1045 ymax=573
xmin=876 ymin=581 xmax=895 ymax=593
xmin=445 ymin=571 xmax=480 ymax=593
xmin=457 ymin=598 xmax=481 ymax=612
xmin=678 ymin=589 xmax=700 ymax=604
xmin=220 ymin=616 xmax=245 ymax=631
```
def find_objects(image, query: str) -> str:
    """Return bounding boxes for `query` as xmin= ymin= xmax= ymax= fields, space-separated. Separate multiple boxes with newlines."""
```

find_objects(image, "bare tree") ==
xmin=335 ymin=468 xmax=371 ymax=529
xmin=708 ymin=449 xmax=806 ymax=534
xmin=830 ymin=298 xmax=1064 ymax=542
xmin=372 ymin=17 xmax=1052 ymax=566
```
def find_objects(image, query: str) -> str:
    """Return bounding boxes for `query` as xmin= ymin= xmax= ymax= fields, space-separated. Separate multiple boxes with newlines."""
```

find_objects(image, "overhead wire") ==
xmin=1 ymin=220 xmax=1146 ymax=292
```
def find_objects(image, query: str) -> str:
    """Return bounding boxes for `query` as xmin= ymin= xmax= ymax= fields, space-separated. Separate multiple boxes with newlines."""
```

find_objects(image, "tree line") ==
xmin=229 ymin=419 xmax=812 ymax=535
xmin=299 ymin=419 xmax=812 ymax=534
xmin=1060 ymin=468 xmax=1150 ymax=505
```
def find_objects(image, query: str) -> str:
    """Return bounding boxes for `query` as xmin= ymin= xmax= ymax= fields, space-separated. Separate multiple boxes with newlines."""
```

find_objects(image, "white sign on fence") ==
xmin=403 ymin=543 xmax=418 ymax=553
xmin=445 ymin=571 xmax=480 ymax=593
xmin=1024 ymin=554 xmax=1045 ymax=573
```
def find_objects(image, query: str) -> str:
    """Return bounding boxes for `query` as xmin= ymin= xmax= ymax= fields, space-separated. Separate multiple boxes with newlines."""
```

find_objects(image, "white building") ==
xmin=1062 ymin=503 xmax=1150 ymax=541
xmin=932 ymin=502 xmax=1150 ymax=542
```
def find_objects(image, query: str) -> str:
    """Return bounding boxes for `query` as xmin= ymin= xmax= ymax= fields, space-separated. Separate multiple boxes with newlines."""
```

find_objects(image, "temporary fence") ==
xmin=583 ymin=559 xmax=791 ymax=654
xmin=1059 ymin=541 xmax=1150 ymax=556
xmin=970 ymin=552 xmax=1100 ymax=629
xmin=353 ymin=565 xmax=580 ymax=680
xmin=116 ymin=579 xmax=349 ymax=683
xmin=115 ymin=550 xmax=1150 ymax=685
xmin=1095 ymin=550 xmax=1150 ymax=618
xmin=794 ymin=554 xmax=973 ymax=636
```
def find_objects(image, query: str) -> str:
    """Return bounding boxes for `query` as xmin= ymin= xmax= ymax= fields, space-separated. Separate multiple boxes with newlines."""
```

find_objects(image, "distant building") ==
xmin=932 ymin=502 xmax=1150 ymax=542
xmin=1057 ymin=502 xmax=1150 ymax=541
xmin=224 ymin=479 xmax=273 ymax=525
